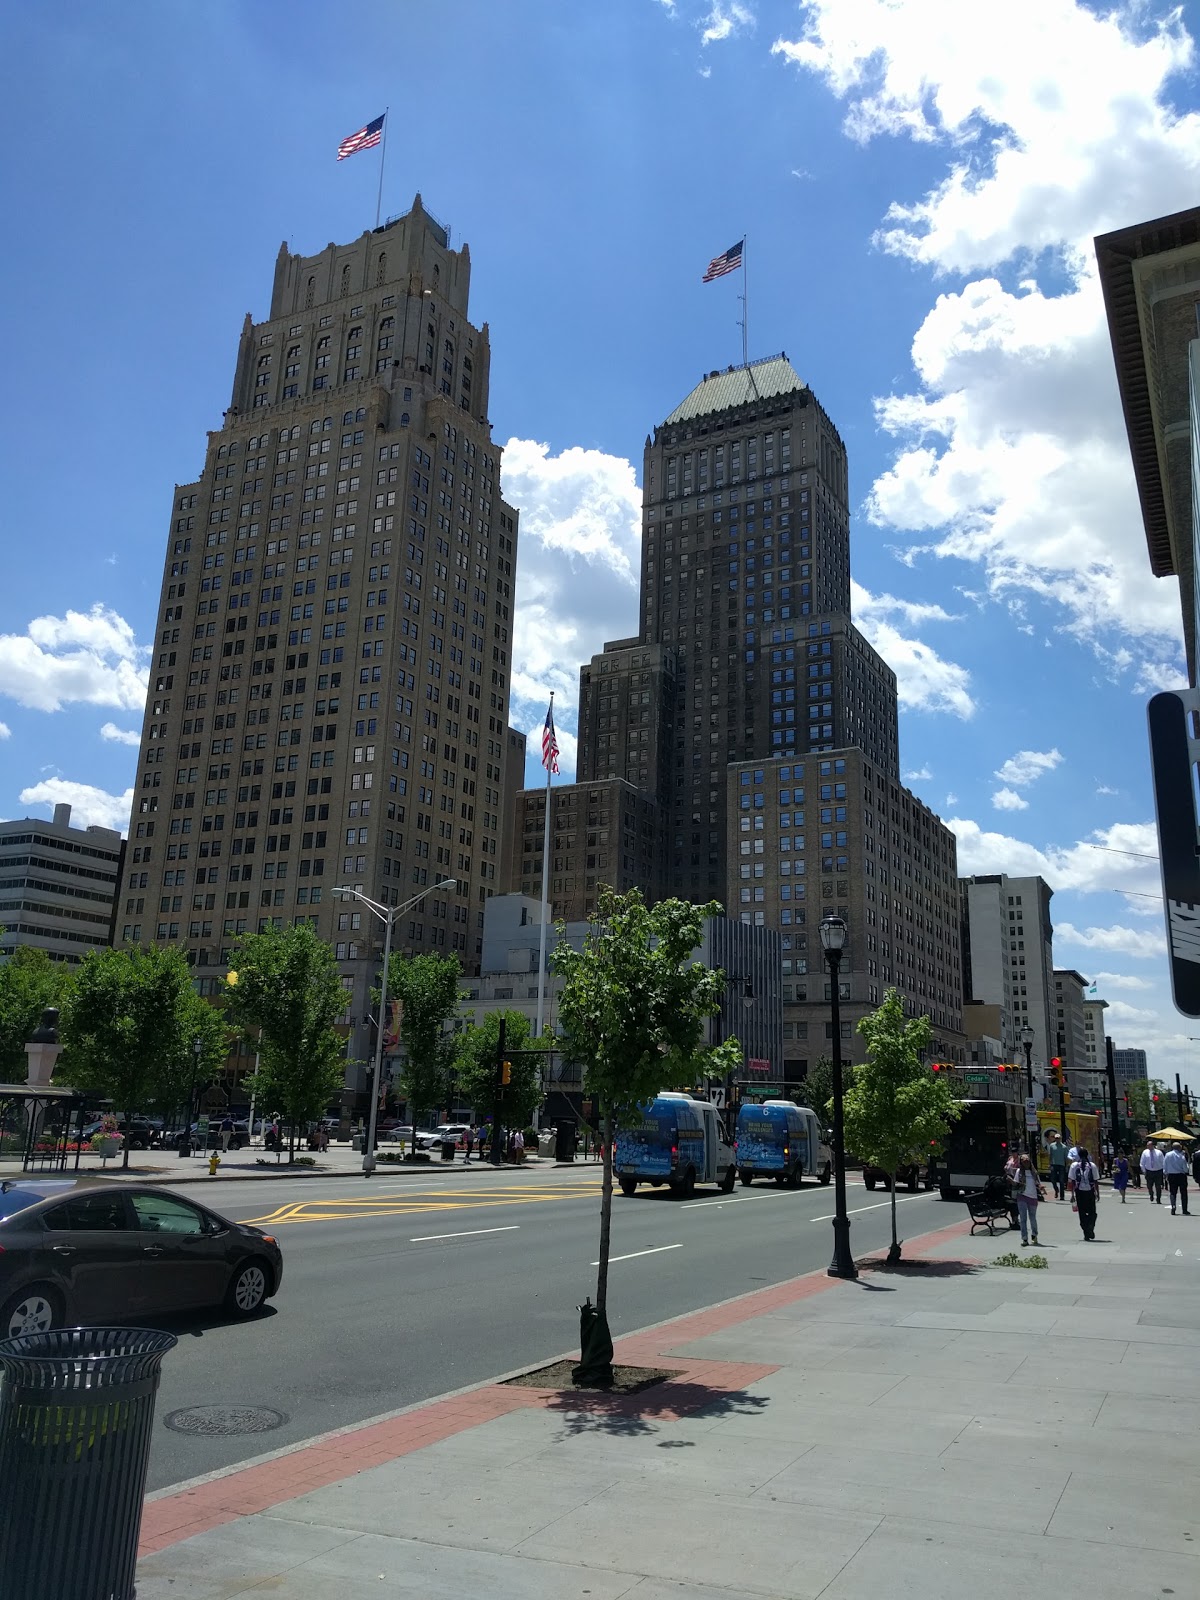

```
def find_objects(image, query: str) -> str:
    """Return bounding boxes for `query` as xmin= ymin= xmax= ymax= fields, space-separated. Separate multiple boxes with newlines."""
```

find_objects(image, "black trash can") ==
xmin=0 ymin=1325 xmax=177 ymax=1600
xmin=555 ymin=1117 xmax=577 ymax=1163
xmin=440 ymin=1138 xmax=457 ymax=1161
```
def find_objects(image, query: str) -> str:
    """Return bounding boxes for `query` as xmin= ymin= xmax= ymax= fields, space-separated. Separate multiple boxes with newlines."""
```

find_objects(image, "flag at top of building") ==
xmin=702 ymin=239 xmax=743 ymax=282
xmin=337 ymin=113 xmax=385 ymax=160
xmin=542 ymin=699 xmax=559 ymax=776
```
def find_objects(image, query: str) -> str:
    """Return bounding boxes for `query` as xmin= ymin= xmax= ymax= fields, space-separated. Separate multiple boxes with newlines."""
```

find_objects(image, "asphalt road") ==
xmin=144 ymin=1163 xmax=952 ymax=1491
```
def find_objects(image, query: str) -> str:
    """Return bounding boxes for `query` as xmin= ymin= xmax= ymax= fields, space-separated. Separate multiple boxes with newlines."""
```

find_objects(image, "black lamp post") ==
xmin=820 ymin=914 xmax=857 ymax=1281
xmin=1021 ymin=1023 xmax=1035 ymax=1165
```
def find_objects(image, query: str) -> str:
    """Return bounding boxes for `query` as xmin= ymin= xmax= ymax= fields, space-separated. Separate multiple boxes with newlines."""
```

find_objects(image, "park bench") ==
xmin=965 ymin=1174 xmax=1018 ymax=1235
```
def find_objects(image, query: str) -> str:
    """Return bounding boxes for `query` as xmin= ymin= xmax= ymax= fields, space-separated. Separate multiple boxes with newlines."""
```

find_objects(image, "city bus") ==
xmin=937 ymin=1098 xmax=1023 ymax=1199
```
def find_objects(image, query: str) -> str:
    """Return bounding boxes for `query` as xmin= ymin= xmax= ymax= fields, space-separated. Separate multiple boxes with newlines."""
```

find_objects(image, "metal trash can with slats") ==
xmin=0 ymin=1325 xmax=177 ymax=1600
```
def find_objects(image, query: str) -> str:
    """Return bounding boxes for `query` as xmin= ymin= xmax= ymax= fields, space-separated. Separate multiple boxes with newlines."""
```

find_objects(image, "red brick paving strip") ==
xmin=139 ymin=1214 xmax=972 ymax=1555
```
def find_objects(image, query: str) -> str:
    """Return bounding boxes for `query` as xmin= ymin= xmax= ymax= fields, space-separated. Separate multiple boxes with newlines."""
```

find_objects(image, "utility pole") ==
xmin=491 ymin=1014 xmax=506 ymax=1165
xmin=1105 ymin=1035 xmax=1121 ymax=1148
xmin=1177 ymin=1071 xmax=1186 ymax=1125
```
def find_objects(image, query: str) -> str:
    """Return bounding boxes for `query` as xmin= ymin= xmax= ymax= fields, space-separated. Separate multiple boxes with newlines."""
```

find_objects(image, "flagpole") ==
xmin=374 ymin=108 xmax=389 ymax=229
xmin=740 ymin=235 xmax=748 ymax=368
xmin=535 ymin=694 xmax=554 ymax=1043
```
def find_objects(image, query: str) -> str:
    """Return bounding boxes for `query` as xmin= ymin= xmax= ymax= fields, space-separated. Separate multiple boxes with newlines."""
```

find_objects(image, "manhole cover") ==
xmin=163 ymin=1405 xmax=288 ymax=1437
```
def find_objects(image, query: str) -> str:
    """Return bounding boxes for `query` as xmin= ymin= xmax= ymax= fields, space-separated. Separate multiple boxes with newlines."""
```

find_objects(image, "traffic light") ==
xmin=500 ymin=1059 xmax=512 ymax=1087
xmin=1062 ymin=1090 xmax=1071 ymax=1107
xmin=1051 ymin=1058 xmax=1063 ymax=1087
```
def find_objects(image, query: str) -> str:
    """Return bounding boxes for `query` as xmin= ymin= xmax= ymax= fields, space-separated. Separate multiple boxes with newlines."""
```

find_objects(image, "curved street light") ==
xmin=819 ymin=914 xmax=857 ymax=1281
xmin=332 ymin=877 xmax=456 ymax=1176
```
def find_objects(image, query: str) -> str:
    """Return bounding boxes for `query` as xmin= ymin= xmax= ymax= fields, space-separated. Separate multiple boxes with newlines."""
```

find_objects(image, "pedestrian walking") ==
xmin=1112 ymin=1150 xmax=1130 ymax=1202
xmin=1047 ymin=1133 xmax=1069 ymax=1201
xmin=1068 ymin=1147 xmax=1101 ymax=1240
xmin=463 ymin=1126 xmax=474 ymax=1163
xmin=1140 ymin=1141 xmax=1165 ymax=1204
xmin=219 ymin=1114 xmax=234 ymax=1153
xmin=1014 ymin=1154 xmax=1044 ymax=1246
xmin=1163 ymin=1142 xmax=1190 ymax=1215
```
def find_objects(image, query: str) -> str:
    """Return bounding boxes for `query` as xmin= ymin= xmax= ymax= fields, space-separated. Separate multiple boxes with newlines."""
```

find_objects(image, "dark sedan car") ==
xmin=0 ymin=1180 xmax=282 ymax=1339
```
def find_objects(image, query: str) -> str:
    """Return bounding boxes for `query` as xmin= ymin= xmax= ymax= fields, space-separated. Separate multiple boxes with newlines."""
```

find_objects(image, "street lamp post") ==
xmin=819 ymin=914 xmax=857 ymax=1281
xmin=1021 ymin=1023 xmax=1035 ymax=1167
xmin=332 ymin=877 xmax=456 ymax=1177
xmin=187 ymin=1037 xmax=202 ymax=1155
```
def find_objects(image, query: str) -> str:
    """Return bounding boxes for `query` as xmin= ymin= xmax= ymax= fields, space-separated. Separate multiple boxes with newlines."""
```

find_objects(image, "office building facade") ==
xmin=0 ymin=803 xmax=123 ymax=965
xmin=119 ymin=196 xmax=520 ymax=1090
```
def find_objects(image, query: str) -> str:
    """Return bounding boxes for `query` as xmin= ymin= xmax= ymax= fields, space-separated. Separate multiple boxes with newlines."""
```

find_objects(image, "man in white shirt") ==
xmin=1068 ymin=1149 xmax=1100 ymax=1240
xmin=1162 ymin=1143 xmax=1190 ymax=1215
xmin=1140 ymin=1142 xmax=1165 ymax=1204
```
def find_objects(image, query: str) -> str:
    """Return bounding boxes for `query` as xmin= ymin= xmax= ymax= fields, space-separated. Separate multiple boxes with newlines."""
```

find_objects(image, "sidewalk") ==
xmin=134 ymin=1183 xmax=1200 ymax=1598
xmin=0 ymin=1146 xmax=548 ymax=1186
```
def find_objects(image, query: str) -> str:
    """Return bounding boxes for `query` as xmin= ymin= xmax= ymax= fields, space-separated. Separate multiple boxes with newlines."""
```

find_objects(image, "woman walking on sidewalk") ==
xmin=1112 ymin=1150 xmax=1130 ymax=1202
xmin=1069 ymin=1147 xmax=1101 ymax=1240
xmin=1014 ymin=1154 xmax=1044 ymax=1246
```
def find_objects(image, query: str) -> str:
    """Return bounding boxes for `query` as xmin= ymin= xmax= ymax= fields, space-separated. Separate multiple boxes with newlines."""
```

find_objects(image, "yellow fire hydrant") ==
xmin=208 ymin=1151 xmax=221 ymax=1176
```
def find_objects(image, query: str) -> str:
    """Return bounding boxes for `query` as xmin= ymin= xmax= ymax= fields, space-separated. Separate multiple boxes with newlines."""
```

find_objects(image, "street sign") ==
xmin=709 ymin=1087 xmax=727 ymax=1108
xmin=1025 ymin=1097 xmax=1038 ymax=1131
xmin=1148 ymin=688 xmax=1200 ymax=1016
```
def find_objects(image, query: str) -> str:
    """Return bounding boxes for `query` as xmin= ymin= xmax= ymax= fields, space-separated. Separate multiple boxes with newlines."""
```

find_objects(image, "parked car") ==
xmin=861 ymin=1160 xmax=929 ymax=1192
xmin=0 ymin=1178 xmax=283 ymax=1338
xmin=80 ymin=1117 xmax=163 ymax=1151
xmin=416 ymin=1123 xmax=472 ymax=1150
xmin=379 ymin=1124 xmax=415 ymax=1144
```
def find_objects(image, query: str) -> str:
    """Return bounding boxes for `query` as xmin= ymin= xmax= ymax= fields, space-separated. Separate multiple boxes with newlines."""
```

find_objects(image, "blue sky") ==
xmin=2 ymin=0 xmax=1200 ymax=1081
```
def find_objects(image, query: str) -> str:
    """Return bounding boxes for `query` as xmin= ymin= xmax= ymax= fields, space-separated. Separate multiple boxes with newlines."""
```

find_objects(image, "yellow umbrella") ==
xmin=1147 ymin=1127 xmax=1196 ymax=1142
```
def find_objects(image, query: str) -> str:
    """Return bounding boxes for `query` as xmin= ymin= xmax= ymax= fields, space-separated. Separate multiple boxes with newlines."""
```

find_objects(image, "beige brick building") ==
xmin=118 ymin=196 xmax=520 ymax=1107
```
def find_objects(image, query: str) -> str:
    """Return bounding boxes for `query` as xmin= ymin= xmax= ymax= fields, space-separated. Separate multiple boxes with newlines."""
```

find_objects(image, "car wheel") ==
xmin=679 ymin=1168 xmax=696 ymax=1199
xmin=619 ymin=1176 xmax=637 ymax=1196
xmin=863 ymin=1174 xmax=876 ymax=1191
xmin=907 ymin=1170 xmax=920 ymax=1192
xmin=939 ymin=1183 xmax=956 ymax=1202
xmin=740 ymin=1172 xmax=753 ymax=1186
xmin=226 ymin=1259 xmax=270 ymax=1317
xmin=722 ymin=1165 xmax=737 ymax=1193
xmin=819 ymin=1163 xmax=832 ymax=1185
xmin=1 ymin=1284 xmax=63 ymax=1340
xmin=786 ymin=1164 xmax=801 ymax=1189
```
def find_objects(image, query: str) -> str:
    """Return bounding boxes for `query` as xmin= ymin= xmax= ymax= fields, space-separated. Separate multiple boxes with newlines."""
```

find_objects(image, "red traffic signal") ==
xmin=1050 ymin=1057 xmax=1061 ymax=1068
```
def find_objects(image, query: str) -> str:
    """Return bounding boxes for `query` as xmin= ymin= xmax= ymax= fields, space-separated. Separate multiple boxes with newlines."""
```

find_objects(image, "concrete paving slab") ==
xmin=871 ymin=1373 xmax=1106 ymax=1426
xmin=942 ymin=1415 xmax=1200 ymax=1481
xmin=898 ymin=1307 xmax=1060 ymax=1332
xmin=1093 ymin=1391 xmax=1200 ymax=1432
xmin=708 ymin=1399 xmax=975 ymax=1454
xmin=816 ymin=1513 xmax=1200 ymax=1600
xmin=519 ymin=1427 xmax=814 ymax=1497
xmin=523 ymin=1479 xmax=883 ymax=1598
xmin=1008 ymin=1353 xmax=1192 ymax=1397
xmin=266 ymin=1449 xmax=622 ymax=1552
xmin=1047 ymin=1471 xmax=1200 ymax=1557
xmin=134 ymin=1514 xmax=367 ymax=1599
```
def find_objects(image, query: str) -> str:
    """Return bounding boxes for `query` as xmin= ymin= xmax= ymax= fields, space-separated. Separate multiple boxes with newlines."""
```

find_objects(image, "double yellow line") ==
xmin=241 ymin=1182 xmax=601 ymax=1229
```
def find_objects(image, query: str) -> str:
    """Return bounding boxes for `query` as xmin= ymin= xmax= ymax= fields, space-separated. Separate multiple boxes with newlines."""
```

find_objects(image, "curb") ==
xmin=0 ymin=1157 xmax=553 ymax=1188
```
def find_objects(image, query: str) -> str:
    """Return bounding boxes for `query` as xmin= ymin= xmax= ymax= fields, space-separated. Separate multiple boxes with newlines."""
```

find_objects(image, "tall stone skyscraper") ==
xmin=120 ymin=196 xmax=519 ymax=1091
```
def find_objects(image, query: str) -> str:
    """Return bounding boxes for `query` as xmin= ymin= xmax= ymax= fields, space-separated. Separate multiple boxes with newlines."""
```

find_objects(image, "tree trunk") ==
xmin=595 ymin=1108 xmax=614 ymax=1316
xmin=887 ymin=1177 xmax=901 ymax=1263
xmin=122 ymin=1137 xmax=131 ymax=1171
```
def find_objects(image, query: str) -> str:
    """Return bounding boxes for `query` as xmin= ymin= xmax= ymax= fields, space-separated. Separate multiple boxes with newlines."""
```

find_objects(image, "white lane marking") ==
xmin=810 ymin=1195 xmax=925 ymax=1222
xmin=592 ymin=1243 xmax=682 ymax=1265
xmin=681 ymin=1196 xmax=748 ymax=1209
xmin=410 ymin=1225 xmax=521 ymax=1242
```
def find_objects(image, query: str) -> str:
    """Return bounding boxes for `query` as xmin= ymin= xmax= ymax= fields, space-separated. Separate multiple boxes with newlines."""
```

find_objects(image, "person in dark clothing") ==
xmin=1069 ymin=1147 xmax=1100 ymax=1241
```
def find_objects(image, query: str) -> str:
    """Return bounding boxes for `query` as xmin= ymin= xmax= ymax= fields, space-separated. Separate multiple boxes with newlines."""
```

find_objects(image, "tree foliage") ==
xmin=224 ymin=924 xmax=347 ymax=1159
xmin=843 ymin=988 xmax=961 ymax=1260
xmin=1125 ymin=1077 xmax=1170 ymax=1129
xmin=553 ymin=888 xmax=741 ymax=1325
xmin=793 ymin=1056 xmax=834 ymax=1124
xmin=454 ymin=1008 xmax=546 ymax=1134
xmin=0 ymin=943 xmax=73 ymax=1079
xmin=60 ymin=945 xmax=221 ymax=1167
xmin=383 ymin=951 xmax=463 ymax=1155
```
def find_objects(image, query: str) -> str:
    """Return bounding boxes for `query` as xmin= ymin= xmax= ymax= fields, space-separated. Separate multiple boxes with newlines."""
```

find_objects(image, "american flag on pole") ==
xmin=541 ymin=700 xmax=559 ymax=775
xmin=702 ymin=239 xmax=744 ymax=282
xmin=337 ymin=114 xmax=385 ymax=160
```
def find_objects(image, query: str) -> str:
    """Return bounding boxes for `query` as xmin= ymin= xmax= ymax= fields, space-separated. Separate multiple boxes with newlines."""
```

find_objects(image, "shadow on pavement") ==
xmin=542 ymin=1381 xmax=769 ymax=1440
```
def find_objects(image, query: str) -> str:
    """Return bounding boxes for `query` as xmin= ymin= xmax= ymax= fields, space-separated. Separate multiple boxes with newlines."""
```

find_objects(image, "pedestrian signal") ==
xmin=501 ymin=1059 xmax=512 ymax=1086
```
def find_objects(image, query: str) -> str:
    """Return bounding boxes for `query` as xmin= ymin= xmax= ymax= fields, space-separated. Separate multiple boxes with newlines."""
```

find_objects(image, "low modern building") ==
xmin=0 ymin=803 xmax=124 ymax=964
xmin=960 ymin=874 xmax=1056 ymax=1072
xmin=1112 ymin=1045 xmax=1149 ymax=1086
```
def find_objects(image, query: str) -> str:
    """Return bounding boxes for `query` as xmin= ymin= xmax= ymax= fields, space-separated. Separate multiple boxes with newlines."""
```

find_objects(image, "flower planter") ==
xmin=94 ymin=1137 xmax=121 ymax=1161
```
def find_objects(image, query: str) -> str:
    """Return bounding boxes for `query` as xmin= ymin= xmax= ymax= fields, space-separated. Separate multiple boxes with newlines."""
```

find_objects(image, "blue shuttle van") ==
xmin=735 ymin=1100 xmax=832 ymax=1188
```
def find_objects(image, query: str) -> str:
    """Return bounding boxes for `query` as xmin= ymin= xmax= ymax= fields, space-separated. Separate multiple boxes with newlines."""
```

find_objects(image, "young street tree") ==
xmin=843 ymin=987 xmax=961 ymax=1262
xmin=60 ymin=945 xmax=212 ymax=1168
xmin=454 ymin=1008 xmax=545 ymax=1144
xmin=384 ymin=951 xmax=463 ymax=1155
xmin=554 ymin=888 xmax=740 ymax=1382
xmin=0 ymin=942 xmax=72 ymax=1079
xmin=224 ymin=924 xmax=348 ymax=1161
xmin=794 ymin=1056 xmax=834 ymax=1124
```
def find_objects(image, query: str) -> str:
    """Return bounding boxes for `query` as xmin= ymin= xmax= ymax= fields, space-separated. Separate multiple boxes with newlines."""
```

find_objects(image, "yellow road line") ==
xmin=239 ymin=1183 xmax=602 ymax=1228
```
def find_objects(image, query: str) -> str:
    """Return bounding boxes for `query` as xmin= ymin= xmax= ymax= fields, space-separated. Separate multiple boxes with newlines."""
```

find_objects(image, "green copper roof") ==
xmin=663 ymin=355 xmax=805 ymax=425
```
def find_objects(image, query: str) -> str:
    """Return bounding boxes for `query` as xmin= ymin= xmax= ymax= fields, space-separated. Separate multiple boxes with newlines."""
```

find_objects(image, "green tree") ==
xmin=1126 ymin=1077 xmax=1170 ymax=1130
xmin=224 ymin=924 xmax=347 ymax=1161
xmin=454 ymin=1010 xmax=546 ymax=1139
xmin=843 ymin=988 xmax=961 ymax=1261
xmin=794 ymin=1056 xmax=834 ymax=1123
xmin=0 ymin=943 xmax=72 ymax=1079
xmin=383 ymin=951 xmax=463 ymax=1155
xmin=553 ymin=888 xmax=740 ymax=1380
xmin=59 ymin=945 xmax=207 ymax=1168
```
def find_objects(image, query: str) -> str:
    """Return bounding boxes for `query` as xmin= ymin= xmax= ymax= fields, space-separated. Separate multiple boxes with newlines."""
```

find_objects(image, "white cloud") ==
xmin=772 ymin=0 xmax=1200 ymax=675
xmin=950 ymin=817 xmax=1162 ymax=906
xmin=0 ymin=605 xmax=149 ymax=714
xmin=991 ymin=787 xmax=1027 ymax=812
xmin=904 ymin=765 xmax=932 ymax=782
xmin=0 ymin=722 xmax=9 ymax=740
xmin=100 ymin=722 xmax=142 ymax=747
xmin=702 ymin=2 xmax=754 ymax=45
xmin=1096 ymin=784 xmax=1117 ymax=796
xmin=993 ymin=748 xmax=1062 ymax=787
xmin=17 ymin=778 xmax=133 ymax=834
xmin=1054 ymin=923 xmax=1165 ymax=960
xmin=852 ymin=581 xmax=974 ymax=716
xmin=501 ymin=438 xmax=643 ymax=782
